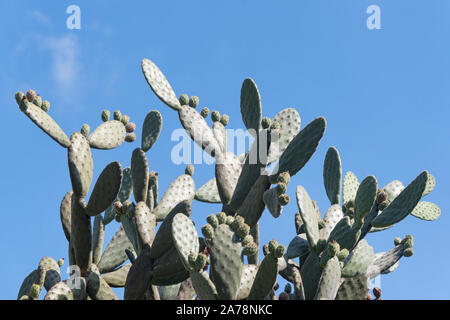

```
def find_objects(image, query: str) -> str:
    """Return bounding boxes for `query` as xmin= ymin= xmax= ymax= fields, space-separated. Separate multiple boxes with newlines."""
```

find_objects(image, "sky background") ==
xmin=1 ymin=0 xmax=449 ymax=300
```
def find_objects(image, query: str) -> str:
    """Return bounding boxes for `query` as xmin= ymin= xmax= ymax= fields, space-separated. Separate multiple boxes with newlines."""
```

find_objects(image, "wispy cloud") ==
xmin=29 ymin=10 xmax=52 ymax=28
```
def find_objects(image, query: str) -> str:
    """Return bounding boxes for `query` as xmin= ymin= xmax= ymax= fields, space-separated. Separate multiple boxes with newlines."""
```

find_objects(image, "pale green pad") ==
xmin=336 ymin=274 xmax=369 ymax=300
xmin=135 ymin=201 xmax=156 ymax=247
xmin=98 ymin=226 xmax=135 ymax=274
xmin=343 ymin=171 xmax=359 ymax=206
xmin=236 ymin=264 xmax=258 ymax=300
xmin=240 ymin=78 xmax=262 ymax=137
xmin=296 ymin=186 xmax=319 ymax=251
xmin=103 ymin=264 xmax=131 ymax=288
xmin=213 ymin=121 xmax=227 ymax=153
xmin=322 ymin=204 xmax=344 ymax=241
xmin=314 ymin=256 xmax=341 ymax=300
xmin=410 ymin=201 xmax=441 ymax=221
xmin=68 ymin=132 xmax=93 ymax=198
xmin=92 ymin=215 xmax=104 ymax=265
xmin=195 ymin=178 xmax=221 ymax=203
xmin=44 ymin=282 xmax=74 ymax=300
xmin=131 ymin=148 xmax=149 ymax=203
xmin=172 ymin=213 xmax=199 ymax=271
xmin=60 ymin=191 xmax=73 ymax=241
xmin=38 ymin=257 xmax=61 ymax=291
xmin=88 ymin=120 xmax=126 ymax=150
xmin=263 ymin=187 xmax=283 ymax=218
xmin=215 ymin=152 xmax=242 ymax=205
xmin=159 ymin=283 xmax=182 ymax=300
xmin=323 ymin=147 xmax=342 ymax=205
xmin=383 ymin=180 xmax=404 ymax=201
xmin=86 ymin=271 xmax=119 ymax=300
xmin=287 ymin=234 xmax=310 ymax=259
xmin=341 ymin=239 xmax=374 ymax=277
xmin=190 ymin=270 xmax=218 ymax=300
xmin=247 ymin=255 xmax=278 ymax=300
xmin=366 ymin=243 xmax=408 ymax=279
xmin=141 ymin=110 xmax=163 ymax=152
xmin=268 ymin=108 xmax=301 ymax=164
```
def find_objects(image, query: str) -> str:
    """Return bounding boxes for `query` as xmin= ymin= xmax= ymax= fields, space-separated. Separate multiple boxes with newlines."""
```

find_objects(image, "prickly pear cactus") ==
xmin=14 ymin=59 xmax=440 ymax=300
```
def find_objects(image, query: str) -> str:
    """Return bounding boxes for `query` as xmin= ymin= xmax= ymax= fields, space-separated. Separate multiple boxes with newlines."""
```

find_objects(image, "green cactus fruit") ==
xmin=185 ymin=164 xmax=194 ymax=176
xmin=80 ymin=124 xmax=90 ymax=137
xmin=261 ymin=117 xmax=271 ymax=129
xmin=216 ymin=212 xmax=226 ymax=224
xmin=33 ymin=95 xmax=42 ymax=107
xmin=206 ymin=214 xmax=219 ymax=229
xmin=402 ymin=236 xmax=414 ymax=249
xmin=220 ymin=114 xmax=229 ymax=126
xmin=274 ymin=244 xmax=286 ymax=258
xmin=327 ymin=241 xmax=340 ymax=257
xmin=101 ymin=110 xmax=110 ymax=122
xmin=277 ymin=172 xmax=291 ymax=184
xmin=202 ymin=224 xmax=214 ymax=239
xmin=236 ymin=224 xmax=250 ymax=239
xmin=41 ymin=100 xmax=50 ymax=112
xmin=211 ymin=110 xmax=221 ymax=122
xmin=243 ymin=242 xmax=258 ymax=256
xmin=30 ymin=284 xmax=40 ymax=299
xmin=225 ymin=216 xmax=234 ymax=225
xmin=270 ymin=120 xmax=281 ymax=130
xmin=242 ymin=234 xmax=254 ymax=246
xmin=230 ymin=216 xmax=244 ymax=231
xmin=15 ymin=91 xmax=24 ymax=105
xmin=337 ymin=248 xmax=349 ymax=261
xmin=121 ymin=115 xmax=130 ymax=125
xmin=188 ymin=253 xmax=197 ymax=267
xmin=268 ymin=239 xmax=278 ymax=254
xmin=189 ymin=96 xmax=199 ymax=108
xmin=125 ymin=122 xmax=136 ymax=133
xmin=194 ymin=253 xmax=208 ymax=271
xmin=26 ymin=89 xmax=37 ymax=102
xmin=179 ymin=94 xmax=189 ymax=106
xmin=58 ymin=258 xmax=64 ymax=267
xmin=276 ymin=183 xmax=287 ymax=195
xmin=19 ymin=100 xmax=28 ymax=113
xmin=113 ymin=110 xmax=122 ymax=121
xmin=125 ymin=133 xmax=136 ymax=143
xmin=394 ymin=237 xmax=402 ymax=246
xmin=278 ymin=194 xmax=290 ymax=206
xmin=403 ymin=248 xmax=414 ymax=257
xmin=200 ymin=107 xmax=210 ymax=118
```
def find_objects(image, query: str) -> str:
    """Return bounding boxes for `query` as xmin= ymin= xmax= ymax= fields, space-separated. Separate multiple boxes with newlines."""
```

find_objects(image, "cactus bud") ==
xmin=113 ymin=110 xmax=122 ymax=121
xmin=185 ymin=164 xmax=194 ymax=176
xmin=378 ymin=200 xmax=390 ymax=211
xmin=278 ymin=194 xmax=290 ymax=206
xmin=206 ymin=214 xmax=219 ymax=229
xmin=220 ymin=114 xmax=229 ymax=126
xmin=279 ymin=292 xmax=289 ymax=300
xmin=373 ymin=287 xmax=382 ymax=299
xmin=216 ymin=212 xmax=226 ymax=224
xmin=376 ymin=189 xmax=388 ymax=204
xmin=19 ymin=99 xmax=29 ymax=112
xmin=114 ymin=201 xmax=123 ymax=215
xmin=58 ymin=258 xmax=64 ymax=267
xmin=125 ymin=133 xmax=136 ymax=143
xmin=80 ymin=124 xmax=90 ymax=137
xmin=403 ymin=248 xmax=414 ymax=257
xmin=188 ymin=253 xmax=197 ymax=268
xmin=276 ymin=182 xmax=287 ymax=195
xmin=242 ymin=234 xmax=254 ymax=247
xmin=122 ymin=200 xmax=131 ymax=214
xmin=277 ymin=172 xmax=291 ymax=185
xmin=274 ymin=244 xmax=286 ymax=258
xmin=101 ymin=110 xmax=110 ymax=122
xmin=201 ymin=224 xmax=214 ymax=239
xmin=284 ymin=283 xmax=292 ymax=294
xmin=261 ymin=117 xmax=271 ymax=129
xmin=33 ymin=95 xmax=42 ymax=107
xmin=230 ymin=216 xmax=244 ymax=231
xmin=29 ymin=284 xmax=40 ymax=300
xmin=327 ymin=241 xmax=340 ymax=257
xmin=15 ymin=91 xmax=24 ymax=105
xmin=225 ymin=216 xmax=234 ymax=225
xmin=270 ymin=121 xmax=280 ymax=130
xmin=189 ymin=96 xmax=199 ymax=108
xmin=120 ymin=115 xmax=130 ymax=125
xmin=200 ymin=107 xmax=210 ymax=118
xmin=211 ymin=110 xmax=221 ymax=122
xmin=26 ymin=89 xmax=37 ymax=102
xmin=242 ymin=242 xmax=258 ymax=256
xmin=236 ymin=223 xmax=250 ymax=238
xmin=394 ymin=237 xmax=402 ymax=246
xmin=402 ymin=236 xmax=414 ymax=249
xmin=41 ymin=100 xmax=50 ymax=112
xmin=194 ymin=253 xmax=208 ymax=271
xmin=268 ymin=239 xmax=278 ymax=254
xmin=125 ymin=122 xmax=136 ymax=133
xmin=179 ymin=94 xmax=189 ymax=106
xmin=337 ymin=248 xmax=349 ymax=261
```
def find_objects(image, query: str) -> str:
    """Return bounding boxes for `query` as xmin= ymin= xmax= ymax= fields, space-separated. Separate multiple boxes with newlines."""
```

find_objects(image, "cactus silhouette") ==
xmin=14 ymin=59 xmax=440 ymax=300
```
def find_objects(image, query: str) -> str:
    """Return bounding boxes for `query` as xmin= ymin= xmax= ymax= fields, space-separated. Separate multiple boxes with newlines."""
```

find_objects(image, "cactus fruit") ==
xmin=14 ymin=58 xmax=440 ymax=301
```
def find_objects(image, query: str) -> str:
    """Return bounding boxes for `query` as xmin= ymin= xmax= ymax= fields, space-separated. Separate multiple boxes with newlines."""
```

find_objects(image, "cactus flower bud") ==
xmin=216 ymin=212 xmax=226 ymax=224
xmin=15 ymin=91 xmax=24 ymax=105
xmin=189 ymin=96 xmax=199 ymax=108
xmin=125 ymin=133 xmax=136 ymax=143
xmin=261 ymin=117 xmax=271 ymax=129
xmin=113 ymin=110 xmax=122 ymax=121
xmin=194 ymin=253 xmax=208 ymax=271
xmin=58 ymin=258 xmax=64 ymax=267
xmin=211 ymin=110 xmax=221 ymax=122
xmin=220 ymin=114 xmax=229 ymax=126
xmin=274 ymin=244 xmax=286 ymax=258
xmin=403 ymin=248 xmax=414 ymax=257
xmin=121 ymin=115 xmax=130 ymax=125
xmin=101 ymin=110 xmax=110 ymax=122
xmin=80 ymin=124 xmax=90 ymax=137
xmin=236 ymin=224 xmax=250 ymax=238
xmin=26 ymin=89 xmax=37 ymax=102
xmin=125 ymin=122 xmax=136 ymax=133
xmin=242 ymin=234 xmax=254 ymax=247
xmin=148 ymin=171 xmax=158 ymax=186
xmin=277 ymin=172 xmax=291 ymax=185
xmin=202 ymin=224 xmax=214 ymax=239
xmin=394 ymin=237 xmax=402 ymax=246
xmin=337 ymin=248 xmax=349 ymax=261
xmin=179 ymin=94 xmax=189 ymax=106
xmin=230 ymin=216 xmax=244 ymax=231
xmin=327 ymin=241 xmax=340 ymax=257
xmin=268 ymin=239 xmax=278 ymax=254
xmin=276 ymin=182 xmax=287 ymax=195
xmin=29 ymin=284 xmax=40 ymax=300
xmin=188 ymin=253 xmax=197 ymax=268
xmin=206 ymin=214 xmax=219 ymax=229
xmin=242 ymin=242 xmax=258 ymax=256
xmin=270 ymin=121 xmax=280 ymax=130
xmin=185 ymin=164 xmax=194 ymax=176
xmin=33 ymin=95 xmax=42 ymax=107
xmin=225 ymin=216 xmax=234 ymax=225
xmin=278 ymin=194 xmax=290 ymax=206
xmin=200 ymin=107 xmax=210 ymax=118
xmin=41 ymin=100 xmax=50 ymax=112
xmin=114 ymin=201 xmax=123 ymax=214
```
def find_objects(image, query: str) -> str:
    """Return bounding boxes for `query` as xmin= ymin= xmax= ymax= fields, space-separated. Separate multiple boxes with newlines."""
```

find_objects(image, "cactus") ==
xmin=13 ymin=58 xmax=440 ymax=300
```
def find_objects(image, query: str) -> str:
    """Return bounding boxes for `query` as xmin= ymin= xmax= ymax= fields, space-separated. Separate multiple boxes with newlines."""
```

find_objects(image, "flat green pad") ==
xmin=17 ymin=270 xmax=38 ymax=300
xmin=104 ymin=167 xmax=132 ymax=225
xmin=287 ymin=234 xmax=310 ymax=259
xmin=92 ymin=215 xmax=104 ymax=265
xmin=190 ymin=270 xmax=218 ymax=300
xmin=21 ymin=99 xmax=71 ymax=148
xmin=263 ymin=188 xmax=283 ymax=218
xmin=213 ymin=121 xmax=227 ymax=153
xmin=296 ymin=186 xmax=319 ymax=251
xmin=131 ymin=148 xmax=149 ymax=203
xmin=68 ymin=132 xmax=93 ymax=198
xmin=240 ymin=78 xmax=262 ymax=137
xmin=70 ymin=197 xmax=92 ymax=274
xmin=411 ymin=201 xmax=441 ymax=221
xmin=38 ymin=257 xmax=61 ymax=291
xmin=247 ymin=255 xmax=278 ymax=300
xmin=195 ymin=178 xmax=221 ymax=203
xmin=343 ymin=171 xmax=359 ymax=206
xmin=327 ymin=216 xmax=360 ymax=250
xmin=354 ymin=175 xmax=378 ymax=224
xmin=322 ymin=204 xmax=344 ymax=241
xmin=371 ymin=171 xmax=429 ymax=228
xmin=336 ymin=274 xmax=369 ymax=300
xmin=268 ymin=108 xmax=301 ymax=164
xmin=323 ymin=147 xmax=342 ymax=205
xmin=341 ymin=239 xmax=374 ymax=277
xmin=86 ymin=161 xmax=123 ymax=216
xmin=314 ymin=256 xmax=341 ymax=300
xmin=141 ymin=110 xmax=162 ymax=152
xmin=179 ymin=105 xmax=222 ymax=158
xmin=210 ymin=224 xmax=243 ymax=300
xmin=88 ymin=120 xmax=126 ymax=150
xmin=44 ymin=282 xmax=74 ymax=300
xmin=86 ymin=272 xmax=119 ymax=300
xmin=151 ymin=246 xmax=189 ymax=285
xmin=423 ymin=173 xmax=436 ymax=196
xmin=60 ymin=191 xmax=73 ymax=242
xmin=135 ymin=201 xmax=156 ymax=247
xmin=237 ymin=174 xmax=271 ymax=228
xmin=215 ymin=152 xmax=242 ymax=205
xmin=159 ymin=283 xmax=182 ymax=300
xmin=273 ymin=117 xmax=326 ymax=178
xmin=153 ymin=174 xmax=195 ymax=221
xmin=366 ymin=242 xmax=410 ymax=279
xmin=384 ymin=180 xmax=404 ymax=201
xmin=141 ymin=59 xmax=181 ymax=111
xmin=102 ymin=264 xmax=131 ymax=288
xmin=124 ymin=245 xmax=153 ymax=300
xmin=236 ymin=264 xmax=258 ymax=300
xmin=172 ymin=213 xmax=199 ymax=271
xmin=300 ymin=252 xmax=322 ymax=300
xmin=98 ymin=226 xmax=135 ymax=274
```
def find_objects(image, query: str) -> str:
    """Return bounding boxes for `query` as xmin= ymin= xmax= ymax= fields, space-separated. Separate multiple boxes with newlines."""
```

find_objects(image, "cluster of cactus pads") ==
xmin=14 ymin=59 xmax=440 ymax=300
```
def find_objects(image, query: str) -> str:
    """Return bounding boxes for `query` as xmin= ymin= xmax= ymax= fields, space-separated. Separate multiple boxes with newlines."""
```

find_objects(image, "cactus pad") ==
xmin=141 ymin=110 xmax=163 ymax=152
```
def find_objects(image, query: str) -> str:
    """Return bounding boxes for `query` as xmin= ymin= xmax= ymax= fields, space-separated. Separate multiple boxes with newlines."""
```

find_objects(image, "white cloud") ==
xmin=29 ymin=10 xmax=52 ymax=27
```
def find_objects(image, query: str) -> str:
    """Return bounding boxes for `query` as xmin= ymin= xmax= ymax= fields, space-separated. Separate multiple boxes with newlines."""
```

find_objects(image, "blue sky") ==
xmin=1 ymin=0 xmax=449 ymax=300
